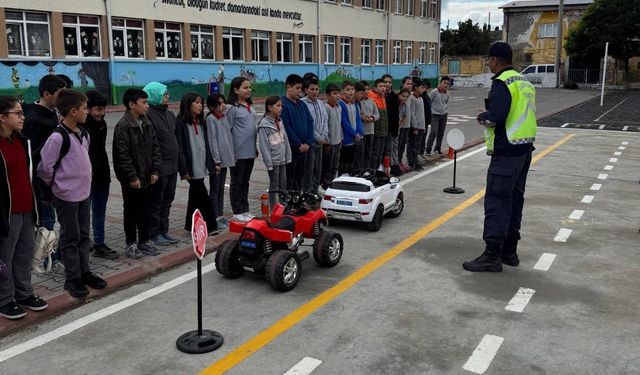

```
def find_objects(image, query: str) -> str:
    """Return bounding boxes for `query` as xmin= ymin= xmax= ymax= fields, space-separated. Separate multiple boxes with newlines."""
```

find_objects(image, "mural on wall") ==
xmin=0 ymin=61 xmax=111 ymax=103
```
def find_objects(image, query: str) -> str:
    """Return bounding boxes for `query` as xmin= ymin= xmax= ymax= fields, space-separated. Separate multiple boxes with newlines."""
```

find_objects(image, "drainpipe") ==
xmin=386 ymin=7 xmax=390 ymax=75
xmin=554 ymin=0 xmax=564 ymax=87
xmin=317 ymin=0 xmax=321 ymax=78
xmin=104 ymin=0 xmax=116 ymax=104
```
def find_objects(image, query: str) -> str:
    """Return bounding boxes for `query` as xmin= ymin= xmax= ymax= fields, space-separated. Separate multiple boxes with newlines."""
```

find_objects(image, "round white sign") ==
xmin=446 ymin=128 xmax=465 ymax=150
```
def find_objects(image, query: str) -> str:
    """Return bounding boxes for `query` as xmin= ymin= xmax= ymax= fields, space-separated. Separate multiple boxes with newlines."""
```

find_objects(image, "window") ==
xmin=523 ymin=66 xmax=536 ymax=74
xmin=362 ymin=0 xmax=373 ymax=8
xmin=375 ymin=40 xmax=385 ymax=64
xmin=62 ymin=15 xmax=100 ymax=58
xmin=431 ymin=0 xmax=437 ymax=18
xmin=393 ymin=0 xmax=403 ymax=14
xmin=223 ymin=27 xmax=244 ymax=61
xmin=547 ymin=65 xmax=555 ymax=73
xmin=538 ymin=23 xmax=557 ymax=38
xmin=340 ymin=37 xmax=351 ymax=64
xmin=154 ymin=22 xmax=182 ymax=59
xmin=361 ymin=39 xmax=371 ymax=65
xmin=112 ymin=18 xmax=144 ymax=58
xmin=324 ymin=36 xmax=336 ymax=64
xmin=428 ymin=44 xmax=435 ymax=64
xmin=376 ymin=0 xmax=386 ymax=10
xmin=299 ymin=35 xmax=314 ymax=63
xmin=393 ymin=40 xmax=402 ymax=64
xmin=5 ymin=11 xmax=51 ymax=57
xmin=191 ymin=25 xmax=214 ymax=60
xmin=419 ymin=42 xmax=426 ymax=63
xmin=404 ymin=41 xmax=413 ymax=64
xmin=251 ymin=30 xmax=270 ymax=62
xmin=341 ymin=0 xmax=353 ymax=4
xmin=421 ymin=0 xmax=428 ymax=17
xmin=407 ymin=0 xmax=415 ymax=15
xmin=277 ymin=32 xmax=293 ymax=62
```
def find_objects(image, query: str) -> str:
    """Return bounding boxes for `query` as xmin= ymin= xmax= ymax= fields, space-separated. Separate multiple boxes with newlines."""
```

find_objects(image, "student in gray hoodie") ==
xmin=258 ymin=96 xmax=292 ymax=208
xmin=301 ymin=78 xmax=328 ymax=193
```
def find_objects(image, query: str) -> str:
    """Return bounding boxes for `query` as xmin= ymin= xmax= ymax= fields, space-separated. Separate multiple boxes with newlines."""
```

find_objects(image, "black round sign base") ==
xmin=176 ymin=330 xmax=224 ymax=354
xmin=443 ymin=186 xmax=465 ymax=194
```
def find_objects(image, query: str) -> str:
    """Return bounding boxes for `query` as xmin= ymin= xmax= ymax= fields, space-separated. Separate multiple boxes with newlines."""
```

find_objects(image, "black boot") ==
xmin=463 ymin=247 xmax=503 ymax=273
xmin=501 ymin=233 xmax=520 ymax=267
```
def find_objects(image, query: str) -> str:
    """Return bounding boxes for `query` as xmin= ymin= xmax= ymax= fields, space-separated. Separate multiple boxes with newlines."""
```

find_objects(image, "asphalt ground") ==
xmin=1 ymin=126 xmax=639 ymax=375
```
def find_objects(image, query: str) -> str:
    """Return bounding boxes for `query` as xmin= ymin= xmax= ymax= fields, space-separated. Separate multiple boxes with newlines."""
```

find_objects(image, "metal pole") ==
xmin=386 ymin=7 xmax=391 ymax=75
xmin=452 ymin=151 xmax=457 ymax=188
xmin=197 ymin=258 xmax=202 ymax=336
xmin=317 ymin=0 xmax=321 ymax=78
xmin=600 ymin=42 xmax=609 ymax=107
xmin=104 ymin=0 xmax=116 ymax=104
xmin=554 ymin=0 xmax=564 ymax=88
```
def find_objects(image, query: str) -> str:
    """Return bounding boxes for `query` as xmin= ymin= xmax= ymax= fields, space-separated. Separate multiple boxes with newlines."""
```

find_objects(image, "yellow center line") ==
xmin=201 ymin=133 xmax=576 ymax=375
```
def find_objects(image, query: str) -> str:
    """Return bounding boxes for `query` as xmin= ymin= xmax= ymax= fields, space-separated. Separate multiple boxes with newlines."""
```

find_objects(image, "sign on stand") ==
xmin=443 ymin=129 xmax=466 ymax=194
xmin=176 ymin=209 xmax=224 ymax=354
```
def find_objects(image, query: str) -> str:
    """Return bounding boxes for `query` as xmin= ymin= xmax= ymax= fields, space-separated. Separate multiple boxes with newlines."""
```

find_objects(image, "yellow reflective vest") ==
xmin=484 ymin=70 xmax=537 ymax=153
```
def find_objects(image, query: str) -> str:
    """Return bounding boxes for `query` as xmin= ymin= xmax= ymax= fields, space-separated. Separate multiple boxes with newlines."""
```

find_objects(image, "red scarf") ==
xmin=192 ymin=118 xmax=199 ymax=135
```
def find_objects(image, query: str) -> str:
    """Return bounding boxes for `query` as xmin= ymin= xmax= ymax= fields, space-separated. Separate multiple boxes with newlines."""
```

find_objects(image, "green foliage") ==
xmin=566 ymin=0 xmax=640 ymax=71
xmin=441 ymin=20 xmax=492 ymax=57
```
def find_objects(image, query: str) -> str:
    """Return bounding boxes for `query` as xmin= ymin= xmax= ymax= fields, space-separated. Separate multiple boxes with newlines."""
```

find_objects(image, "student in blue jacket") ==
xmin=338 ymin=81 xmax=364 ymax=175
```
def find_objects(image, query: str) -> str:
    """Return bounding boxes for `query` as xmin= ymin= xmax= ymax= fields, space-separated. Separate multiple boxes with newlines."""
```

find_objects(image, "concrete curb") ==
xmin=0 ymin=232 xmax=237 ymax=338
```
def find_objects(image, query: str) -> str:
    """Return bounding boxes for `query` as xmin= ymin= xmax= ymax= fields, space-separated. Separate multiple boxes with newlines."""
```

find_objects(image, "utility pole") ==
xmin=554 ymin=0 xmax=564 ymax=88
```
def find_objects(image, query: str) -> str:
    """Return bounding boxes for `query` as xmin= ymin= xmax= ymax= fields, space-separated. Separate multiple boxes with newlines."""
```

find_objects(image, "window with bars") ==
xmin=361 ymin=39 xmax=371 ymax=65
xmin=393 ymin=0 xmax=403 ymax=14
xmin=277 ymin=32 xmax=293 ymax=62
xmin=429 ymin=44 xmax=436 ymax=64
xmin=419 ymin=42 xmax=426 ymax=64
xmin=154 ymin=22 xmax=182 ymax=59
xmin=191 ymin=24 xmax=214 ymax=60
xmin=376 ymin=0 xmax=386 ymax=10
xmin=251 ymin=30 xmax=270 ymax=62
xmin=362 ymin=0 xmax=373 ymax=8
xmin=299 ymin=35 xmax=314 ymax=63
xmin=393 ymin=40 xmax=402 ymax=64
xmin=112 ymin=18 xmax=144 ymax=58
xmin=375 ymin=40 xmax=385 ymax=64
xmin=324 ymin=36 xmax=336 ymax=64
xmin=430 ymin=0 xmax=437 ymax=18
xmin=421 ymin=0 xmax=428 ymax=17
xmin=340 ymin=37 xmax=351 ymax=64
xmin=5 ymin=11 xmax=51 ymax=57
xmin=62 ymin=15 xmax=100 ymax=58
xmin=223 ymin=27 xmax=244 ymax=61
xmin=407 ymin=0 xmax=415 ymax=15
xmin=538 ymin=23 xmax=557 ymax=38
xmin=404 ymin=41 xmax=413 ymax=64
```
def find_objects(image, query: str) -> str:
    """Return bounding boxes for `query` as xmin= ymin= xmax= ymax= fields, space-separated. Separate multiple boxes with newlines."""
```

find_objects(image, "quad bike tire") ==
xmin=313 ymin=230 xmax=343 ymax=267
xmin=265 ymin=250 xmax=302 ymax=291
xmin=366 ymin=205 xmax=384 ymax=232
xmin=215 ymin=240 xmax=244 ymax=278
xmin=385 ymin=192 xmax=404 ymax=218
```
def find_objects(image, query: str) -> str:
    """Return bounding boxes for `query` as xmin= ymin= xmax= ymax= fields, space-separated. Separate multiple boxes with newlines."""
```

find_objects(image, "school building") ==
xmin=0 ymin=0 xmax=441 ymax=104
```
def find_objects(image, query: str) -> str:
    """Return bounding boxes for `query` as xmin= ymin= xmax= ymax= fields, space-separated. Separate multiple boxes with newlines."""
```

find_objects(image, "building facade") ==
xmin=0 ymin=0 xmax=441 ymax=103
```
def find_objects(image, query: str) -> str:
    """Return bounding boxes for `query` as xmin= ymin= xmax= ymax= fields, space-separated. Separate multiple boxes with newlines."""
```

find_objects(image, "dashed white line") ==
xmin=598 ymin=174 xmax=608 ymax=180
xmin=561 ymin=123 xmax=569 ymax=128
xmin=621 ymin=141 xmax=629 ymax=145
xmin=284 ymin=357 xmax=323 ymax=375
xmin=505 ymin=288 xmax=536 ymax=313
xmin=609 ymin=158 xmax=618 ymax=163
xmin=590 ymin=183 xmax=602 ymax=191
xmin=569 ymin=209 xmax=585 ymax=220
xmin=554 ymin=228 xmax=573 ymax=242
xmin=598 ymin=124 xmax=605 ymax=130
xmin=533 ymin=253 xmax=557 ymax=271
xmin=614 ymin=151 xmax=622 ymax=156
xmin=618 ymin=146 xmax=626 ymax=150
xmin=581 ymin=195 xmax=594 ymax=203
xmin=463 ymin=335 xmax=504 ymax=374
xmin=604 ymin=165 xmax=614 ymax=171
xmin=623 ymin=126 xmax=629 ymax=131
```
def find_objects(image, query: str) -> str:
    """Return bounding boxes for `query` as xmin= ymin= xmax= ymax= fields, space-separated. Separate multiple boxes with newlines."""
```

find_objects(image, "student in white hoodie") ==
xmin=258 ymin=96 xmax=292 ymax=208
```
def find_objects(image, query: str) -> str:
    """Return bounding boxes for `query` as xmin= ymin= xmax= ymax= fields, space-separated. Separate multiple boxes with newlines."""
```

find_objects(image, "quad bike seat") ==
xmin=270 ymin=216 xmax=296 ymax=232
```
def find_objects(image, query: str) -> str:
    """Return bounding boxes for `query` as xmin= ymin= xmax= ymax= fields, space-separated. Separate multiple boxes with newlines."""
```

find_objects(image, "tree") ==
xmin=441 ymin=20 xmax=492 ymax=56
xmin=566 ymin=0 xmax=640 ymax=77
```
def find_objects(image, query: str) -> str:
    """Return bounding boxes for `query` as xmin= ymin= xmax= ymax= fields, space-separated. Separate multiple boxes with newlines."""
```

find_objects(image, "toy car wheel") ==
xmin=215 ymin=240 xmax=244 ymax=278
xmin=366 ymin=205 xmax=384 ymax=232
xmin=265 ymin=250 xmax=301 ymax=291
xmin=385 ymin=192 xmax=404 ymax=218
xmin=313 ymin=231 xmax=343 ymax=267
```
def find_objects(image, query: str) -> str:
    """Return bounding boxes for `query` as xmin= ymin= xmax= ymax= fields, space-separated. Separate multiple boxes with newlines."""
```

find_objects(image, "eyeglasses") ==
xmin=1 ymin=110 xmax=25 ymax=118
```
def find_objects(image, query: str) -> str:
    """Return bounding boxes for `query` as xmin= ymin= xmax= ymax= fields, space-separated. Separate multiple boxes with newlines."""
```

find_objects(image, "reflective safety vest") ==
xmin=484 ymin=70 xmax=537 ymax=153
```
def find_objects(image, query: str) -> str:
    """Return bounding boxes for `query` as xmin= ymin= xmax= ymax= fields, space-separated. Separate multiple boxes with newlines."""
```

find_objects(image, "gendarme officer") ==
xmin=463 ymin=42 xmax=537 ymax=272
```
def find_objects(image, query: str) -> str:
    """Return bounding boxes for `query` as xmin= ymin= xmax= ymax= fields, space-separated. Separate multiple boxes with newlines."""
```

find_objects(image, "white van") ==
xmin=520 ymin=64 xmax=555 ymax=84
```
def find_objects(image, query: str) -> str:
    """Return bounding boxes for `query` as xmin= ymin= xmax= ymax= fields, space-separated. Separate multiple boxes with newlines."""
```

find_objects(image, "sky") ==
xmin=441 ymin=0 xmax=507 ymax=30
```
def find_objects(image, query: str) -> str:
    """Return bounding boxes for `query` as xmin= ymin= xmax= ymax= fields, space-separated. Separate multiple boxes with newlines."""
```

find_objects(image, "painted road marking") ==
xmin=604 ymin=165 xmax=614 ymax=171
xmin=590 ymin=183 xmax=602 ymax=191
xmin=623 ymin=126 xmax=629 ymax=131
xmin=614 ymin=151 xmax=622 ymax=156
xmin=581 ymin=195 xmax=594 ymax=203
xmin=400 ymin=147 xmax=487 ymax=186
xmin=598 ymin=124 xmax=605 ymax=130
xmin=554 ymin=228 xmax=573 ymax=242
xmin=505 ymin=288 xmax=536 ymax=313
xmin=598 ymin=174 xmax=608 ymax=180
xmin=618 ymin=146 xmax=626 ymax=150
xmin=594 ymin=98 xmax=629 ymax=122
xmin=621 ymin=141 xmax=629 ymax=145
xmin=569 ymin=209 xmax=585 ymax=220
xmin=609 ymin=158 xmax=618 ymax=163
xmin=533 ymin=253 xmax=557 ymax=271
xmin=462 ymin=335 xmax=505 ymax=374
xmin=200 ymin=134 xmax=577 ymax=374
xmin=283 ymin=357 xmax=322 ymax=375
xmin=0 ymin=263 xmax=218 ymax=364
xmin=561 ymin=123 xmax=569 ymax=128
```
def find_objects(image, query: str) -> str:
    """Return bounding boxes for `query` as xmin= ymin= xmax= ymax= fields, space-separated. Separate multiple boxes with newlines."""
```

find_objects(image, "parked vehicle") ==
xmin=521 ymin=64 xmax=556 ymax=84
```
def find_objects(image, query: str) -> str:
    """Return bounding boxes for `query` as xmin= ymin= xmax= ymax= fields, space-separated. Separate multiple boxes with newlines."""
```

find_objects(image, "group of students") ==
xmin=0 ymin=71 xmax=450 ymax=320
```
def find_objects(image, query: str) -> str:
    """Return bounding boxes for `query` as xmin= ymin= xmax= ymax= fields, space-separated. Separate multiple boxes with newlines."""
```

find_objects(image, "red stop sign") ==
xmin=191 ymin=209 xmax=208 ymax=260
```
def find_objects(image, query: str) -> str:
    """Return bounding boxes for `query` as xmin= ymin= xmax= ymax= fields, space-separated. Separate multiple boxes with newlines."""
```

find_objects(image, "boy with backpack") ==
xmin=37 ymin=89 xmax=107 ymax=298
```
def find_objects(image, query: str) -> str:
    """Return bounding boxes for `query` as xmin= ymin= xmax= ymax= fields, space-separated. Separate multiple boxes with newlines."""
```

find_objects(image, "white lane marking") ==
xmin=614 ymin=151 xmax=622 ymax=156
xmin=623 ymin=126 xmax=629 ymax=131
xmin=283 ymin=357 xmax=323 ymax=375
xmin=594 ymin=97 xmax=628 ymax=122
xmin=609 ymin=158 xmax=618 ymax=163
xmin=590 ymin=183 xmax=602 ymax=191
xmin=618 ymin=146 xmax=626 ymax=150
xmin=581 ymin=195 xmax=594 ymax=203
xmin=569 ymin=209 xmax=585 ymax=220
xmin=554 ymin=228 xmax=573 ymax=242
xmin=561 ymin=123 xmax=569 ymax=128
xmin=621 ymin=141 xmax=629 ymax=145
xmin=463 ymin=335 xmax=504 ymax=374
xmin=0 ymin=263 xmax=218 ymax=363
xmin=604 ymin=165 xmax=614 ymax=171
xmin=400 ymin=146 xmax=487 ymax=186
xmin=533 ymin=253 xmax=557 ymax=271
xmin=598 ymin=124 xmax=605 ymax=130
xmin=505 ymin=288 xmax=536 ymax=313
xmin=598 ymin=173 xmax=608 ymax=180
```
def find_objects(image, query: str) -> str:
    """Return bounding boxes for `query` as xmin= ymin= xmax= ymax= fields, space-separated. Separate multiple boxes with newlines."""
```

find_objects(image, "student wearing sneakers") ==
xmin=426 ymin=76 xmax=450 ymax=156
xmin=0 ymin=96 xmax=48 ymax=319
xmin=113 ymin=89 xmax=162 ymax=260
xmin=37 ymin=90 xmax=107 ymax=298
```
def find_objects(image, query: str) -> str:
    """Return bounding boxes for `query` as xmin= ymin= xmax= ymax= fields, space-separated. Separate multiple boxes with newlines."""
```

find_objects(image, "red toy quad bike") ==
xmin=214 ymin=191 xmax=344 ymax=291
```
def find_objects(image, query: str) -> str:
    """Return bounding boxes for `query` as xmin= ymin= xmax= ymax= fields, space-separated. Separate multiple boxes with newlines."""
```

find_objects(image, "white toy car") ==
xmin=321 ymin=169 xmax=404 ymax=231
